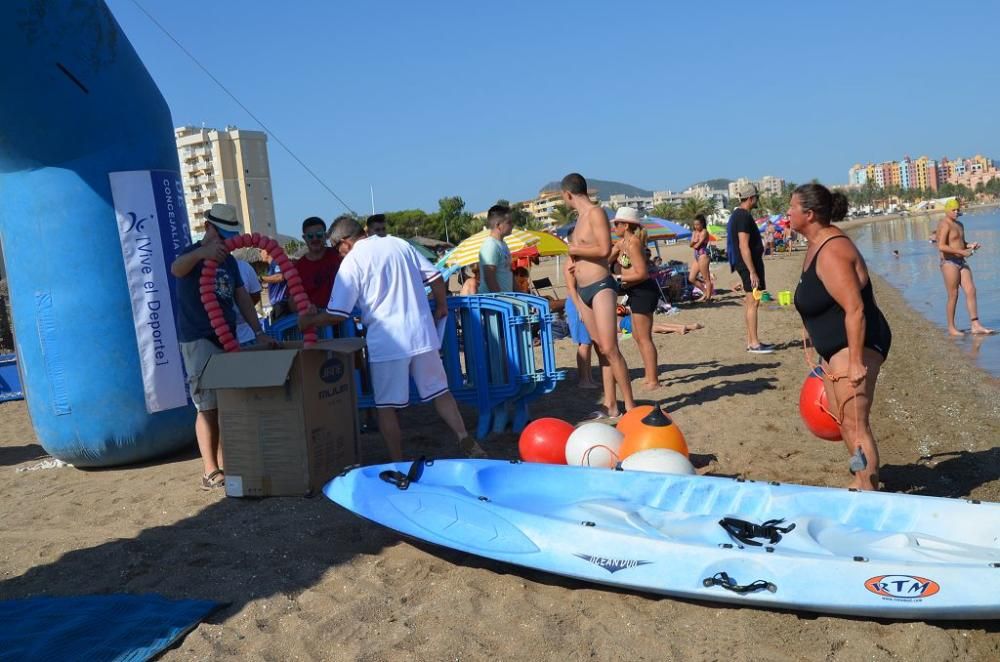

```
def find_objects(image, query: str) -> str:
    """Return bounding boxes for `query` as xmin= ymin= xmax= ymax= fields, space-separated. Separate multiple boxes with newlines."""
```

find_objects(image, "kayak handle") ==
xmin=702 ymin=572 xmax=777 ymax=594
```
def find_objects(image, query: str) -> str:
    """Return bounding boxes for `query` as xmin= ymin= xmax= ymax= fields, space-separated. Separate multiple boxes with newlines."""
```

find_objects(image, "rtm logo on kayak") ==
xmin=865 ymin=575 xmax=940 ymax=600
xmin=575 ymin=554 xmax=652 ymax=574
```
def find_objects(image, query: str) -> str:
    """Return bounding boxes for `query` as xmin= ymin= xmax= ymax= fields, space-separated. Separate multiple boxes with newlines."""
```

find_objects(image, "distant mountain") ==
xmin=539 ymin=178 xmax=653 ymax=198
xmin=687 ymin=178 xmax=733 ymax=191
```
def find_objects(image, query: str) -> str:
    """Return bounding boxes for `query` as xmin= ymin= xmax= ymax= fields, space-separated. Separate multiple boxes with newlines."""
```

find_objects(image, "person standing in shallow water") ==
xmin=936 ymin=198 xmax=993 ymax=336
xmin=790 ymin=183 xmax=892 ymax=491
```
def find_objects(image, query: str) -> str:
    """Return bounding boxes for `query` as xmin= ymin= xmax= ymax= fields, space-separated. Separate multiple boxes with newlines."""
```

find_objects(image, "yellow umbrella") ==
xmin=445 ymin=228 xmax=540 ymax=267
xmin=524 ymin=230 xmax=569 ymax=256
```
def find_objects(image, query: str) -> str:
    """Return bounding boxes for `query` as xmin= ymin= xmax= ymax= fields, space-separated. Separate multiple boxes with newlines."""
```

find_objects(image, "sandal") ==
xmin=201 ymin=469 xmax=225 ymax=490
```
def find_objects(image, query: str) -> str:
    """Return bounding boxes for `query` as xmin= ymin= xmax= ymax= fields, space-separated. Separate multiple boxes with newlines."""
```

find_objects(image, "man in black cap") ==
xmin=171 ymin=203 xmax=270 ymax=490
xmin=726 ymin=184 xmax=773 ymax=354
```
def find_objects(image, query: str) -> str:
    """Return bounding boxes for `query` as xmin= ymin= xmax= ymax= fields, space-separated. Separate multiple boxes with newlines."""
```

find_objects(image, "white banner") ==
xmin=110 ymin=170 xmax=191 ymax=413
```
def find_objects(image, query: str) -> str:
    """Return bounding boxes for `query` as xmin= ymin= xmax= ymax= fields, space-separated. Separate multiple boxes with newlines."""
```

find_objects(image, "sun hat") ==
xmin=204 ymin=203 xmax=241 ymax=238
xmin=944 ymin=198 xmax=960 ymax=211
xmin=737 ymin=183 xmax=760 ymax=199
xmin=613 ymin=207 xmax=642 ymax=225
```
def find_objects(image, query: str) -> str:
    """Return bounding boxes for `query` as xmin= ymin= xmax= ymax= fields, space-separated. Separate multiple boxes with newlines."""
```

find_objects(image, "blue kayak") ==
xmin=325 ymin=460 xmax=1000 ymax=619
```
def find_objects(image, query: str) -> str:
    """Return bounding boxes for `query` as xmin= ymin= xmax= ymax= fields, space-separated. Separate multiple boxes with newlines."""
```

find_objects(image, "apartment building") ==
xmin=175 ymin=125 xmax=277 ymax=236
xmin=849 ymin=153 xmax=997 ymax=192
xmin=727 ymin=175 xmax=785 ymax=199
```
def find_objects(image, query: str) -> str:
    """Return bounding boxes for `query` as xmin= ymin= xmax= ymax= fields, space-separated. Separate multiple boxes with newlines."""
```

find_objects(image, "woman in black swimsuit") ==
xmin=610 ymin=211 xmax=661 ymax=389
xmin=790 ymin=183 xmax=891 ymax=491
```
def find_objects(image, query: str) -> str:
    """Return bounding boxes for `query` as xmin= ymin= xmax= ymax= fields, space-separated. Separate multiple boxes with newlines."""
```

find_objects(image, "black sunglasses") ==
xmin=304 ymin=232 xmax=325 ymax=240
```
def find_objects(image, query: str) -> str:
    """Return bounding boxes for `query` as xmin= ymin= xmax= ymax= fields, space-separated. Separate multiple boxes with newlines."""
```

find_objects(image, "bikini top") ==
xmin=618 ymin=252 xmax=632 ymax=268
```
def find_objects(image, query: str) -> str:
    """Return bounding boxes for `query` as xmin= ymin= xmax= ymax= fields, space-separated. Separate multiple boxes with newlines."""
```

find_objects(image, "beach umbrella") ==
xmin=444 ymin=228 xmax=540 ymax=267
xmin=406 ymin=239 xmax=436 ymax=261
xmin=523 ymin=230 xmax=569 ymax=256
xmin=707 ymin=224 xmax=727 ymax=238
xmin=611 ymin=218 xmax=678 ymax=242
xmin=644 ymin=217 xmax=692 ymax=240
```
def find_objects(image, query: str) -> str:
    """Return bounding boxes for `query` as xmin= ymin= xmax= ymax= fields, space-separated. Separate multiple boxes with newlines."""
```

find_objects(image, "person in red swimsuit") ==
xmin=295 ymin=216 xmax=342 ymax=308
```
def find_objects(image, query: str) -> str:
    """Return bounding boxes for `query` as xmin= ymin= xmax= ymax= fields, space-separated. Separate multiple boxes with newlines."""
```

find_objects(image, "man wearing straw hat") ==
xmin=561 ymin=172 xmax=637 ymax=418
xmin=171 ymin=203 xmax=270 ymax=490
xmin=298 ymin=216 xmax=487 ymax=460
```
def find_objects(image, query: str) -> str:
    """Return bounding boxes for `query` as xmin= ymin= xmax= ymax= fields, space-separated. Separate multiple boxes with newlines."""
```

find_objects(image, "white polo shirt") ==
xmin=326 ymin=236 xmax=441 ymax=362
xmin=233 ymin=259 xmax=262 ymax=344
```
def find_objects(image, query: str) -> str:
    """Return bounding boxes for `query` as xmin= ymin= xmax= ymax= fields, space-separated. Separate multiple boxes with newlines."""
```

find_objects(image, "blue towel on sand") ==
xmin=0 ymin=594 xmax=222 ymax=662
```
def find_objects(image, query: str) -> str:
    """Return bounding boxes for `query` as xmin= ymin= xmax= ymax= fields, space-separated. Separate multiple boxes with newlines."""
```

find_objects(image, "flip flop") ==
xmin=588 ymin=408 xmax=622 ymax=421
xmin=459 ymin=437 xmax=489 ymax=459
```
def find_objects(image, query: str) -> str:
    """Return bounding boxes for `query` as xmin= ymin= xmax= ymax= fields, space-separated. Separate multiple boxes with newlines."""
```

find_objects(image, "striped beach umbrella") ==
xmin=611 ymin=218 xmax=677 ymax=242
xmin=444 ymin=228 xmax=540 ymax=267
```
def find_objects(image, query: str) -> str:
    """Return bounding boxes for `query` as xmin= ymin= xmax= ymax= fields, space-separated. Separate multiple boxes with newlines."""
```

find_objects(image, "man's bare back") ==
xmin=570 ymin=204 xmax=612 ymax=286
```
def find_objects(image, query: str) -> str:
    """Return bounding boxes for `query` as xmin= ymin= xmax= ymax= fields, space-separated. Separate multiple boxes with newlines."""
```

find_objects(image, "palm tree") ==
xmin=651 ymin=203 xmax=680 ymax=220
xmin=677 ymin=197 xmax=715 ymax=221
xmin=549 ymin=203 xmax=576 ymax=227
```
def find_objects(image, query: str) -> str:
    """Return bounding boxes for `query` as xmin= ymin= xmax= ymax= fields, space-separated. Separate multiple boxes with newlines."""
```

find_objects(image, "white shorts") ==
xmin=370 ymin=350 xmax=449 ymax=409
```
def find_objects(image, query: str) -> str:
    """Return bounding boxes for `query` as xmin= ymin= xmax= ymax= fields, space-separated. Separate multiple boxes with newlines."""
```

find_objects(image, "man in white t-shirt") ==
xmin=298 ymin=216 xmax=487 ymax=461
xmin=233 ymin=257 xmax=263 ymax=346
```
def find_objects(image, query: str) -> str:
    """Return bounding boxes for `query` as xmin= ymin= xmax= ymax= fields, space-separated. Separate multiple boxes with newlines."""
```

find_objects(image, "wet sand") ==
xmin=1 ymin=247 xmax=998 ymax=660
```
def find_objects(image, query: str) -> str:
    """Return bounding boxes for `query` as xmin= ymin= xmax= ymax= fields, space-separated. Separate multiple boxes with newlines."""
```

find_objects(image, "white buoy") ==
xmin=565 ymin=422 xmax=624 ymax=468
xmin=620 ymin=448 xmax=695 ymax=475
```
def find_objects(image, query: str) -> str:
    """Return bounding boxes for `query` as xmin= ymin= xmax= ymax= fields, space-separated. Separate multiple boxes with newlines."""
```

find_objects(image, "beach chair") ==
xmin=531 ymin=277 xmax=558 ymax=298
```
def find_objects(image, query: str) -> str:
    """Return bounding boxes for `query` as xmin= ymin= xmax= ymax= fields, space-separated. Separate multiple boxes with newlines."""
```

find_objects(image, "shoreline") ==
xmin=0 ymin=247 xmax=998 ymax=659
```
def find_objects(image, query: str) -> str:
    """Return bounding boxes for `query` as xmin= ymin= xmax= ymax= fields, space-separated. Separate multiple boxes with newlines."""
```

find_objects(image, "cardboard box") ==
xmin=199 ymin=338 xmax=365 ymax=497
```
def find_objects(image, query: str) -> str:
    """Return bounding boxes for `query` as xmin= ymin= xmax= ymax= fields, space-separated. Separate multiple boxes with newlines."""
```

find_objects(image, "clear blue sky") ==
xmin=108 ymin=0 xmax=1000 ymax=235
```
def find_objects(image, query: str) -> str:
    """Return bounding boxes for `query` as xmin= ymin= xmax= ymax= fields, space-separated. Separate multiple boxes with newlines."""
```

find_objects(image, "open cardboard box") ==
xmin=200 ymin=338 xmax=365 ymax=497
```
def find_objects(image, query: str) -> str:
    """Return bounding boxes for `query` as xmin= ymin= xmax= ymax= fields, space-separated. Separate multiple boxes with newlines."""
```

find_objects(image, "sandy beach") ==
xmin=1 ymin=245 xmax=998 ymax=661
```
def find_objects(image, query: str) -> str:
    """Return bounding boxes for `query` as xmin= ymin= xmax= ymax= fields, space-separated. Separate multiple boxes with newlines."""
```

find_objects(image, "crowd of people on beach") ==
xmin=169 ymin=173 xmax=990 ymax=494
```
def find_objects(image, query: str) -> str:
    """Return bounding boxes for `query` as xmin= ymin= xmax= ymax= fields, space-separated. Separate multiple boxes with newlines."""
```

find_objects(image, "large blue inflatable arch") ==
xmin=0 ymin=1 xmax=196 ymax=466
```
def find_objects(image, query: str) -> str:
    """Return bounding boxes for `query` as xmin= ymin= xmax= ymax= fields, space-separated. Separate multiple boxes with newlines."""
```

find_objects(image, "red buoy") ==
xmin=798 ymin=372 xmax=842 ymax=441
xmin=518 ymin=418 xmax=574 ymax=464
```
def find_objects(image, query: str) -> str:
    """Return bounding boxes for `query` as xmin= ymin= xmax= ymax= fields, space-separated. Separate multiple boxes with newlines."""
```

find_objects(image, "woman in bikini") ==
xmin=790 ymin=183 xmax=892 ymax=491
xmin=610 ymin=208 xmax=661 ymax=390
xmin=688 ymin=214 xmax=714 ymax=302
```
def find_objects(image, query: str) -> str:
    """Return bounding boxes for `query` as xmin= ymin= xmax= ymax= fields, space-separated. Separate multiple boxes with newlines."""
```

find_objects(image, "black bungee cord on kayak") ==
xmin=702 ymin=572 xmax=777 ymax=594
xmin=379 ymin=457 xmax=430 ymax=491
xmin=719 ymin=517 xmax=796 ymax=547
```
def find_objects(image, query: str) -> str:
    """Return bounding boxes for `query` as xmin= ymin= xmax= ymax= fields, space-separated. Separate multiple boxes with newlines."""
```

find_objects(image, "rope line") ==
xmin=128 ymin=0 xmax=356 ymax=213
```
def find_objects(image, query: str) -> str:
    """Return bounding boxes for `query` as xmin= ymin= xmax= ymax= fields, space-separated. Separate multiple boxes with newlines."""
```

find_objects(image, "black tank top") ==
xmin=794 ymin=235 xmax=891 ymax=361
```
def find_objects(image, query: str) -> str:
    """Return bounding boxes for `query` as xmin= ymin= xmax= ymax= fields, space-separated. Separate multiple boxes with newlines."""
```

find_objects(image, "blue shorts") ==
xmin=565 ymin=296 xmax=591 ymax=345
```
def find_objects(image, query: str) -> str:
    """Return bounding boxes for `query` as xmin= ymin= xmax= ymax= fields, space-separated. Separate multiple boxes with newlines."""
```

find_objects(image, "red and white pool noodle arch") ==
xmin=199 ymin=232 xmax=317 ymax=352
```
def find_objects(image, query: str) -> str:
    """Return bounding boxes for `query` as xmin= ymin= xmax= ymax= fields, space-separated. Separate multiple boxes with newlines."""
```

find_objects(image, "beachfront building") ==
xmin=608 ymin=193 xmax=655 ymax=212
xmin=727 ymin=176 xmax=785 ymax=199
xmin=849 ymin=153 xmax=998 ymax=192
xmin=517 ymin=188 xmax=599 ymax=228
xmin=175 ymin=125 xmax=277 ymax=236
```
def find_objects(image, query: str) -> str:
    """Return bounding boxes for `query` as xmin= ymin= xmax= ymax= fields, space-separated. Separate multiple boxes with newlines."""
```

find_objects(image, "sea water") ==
xmin=850 ymin=208 xmax=1000 ymax=377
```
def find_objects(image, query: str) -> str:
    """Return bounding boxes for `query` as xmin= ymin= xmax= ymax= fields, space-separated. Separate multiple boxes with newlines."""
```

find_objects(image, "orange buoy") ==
xmin=798 ymin=371 xmax=842 ymax=441
xmin=615 ymin=405 xmax=654 ymax=438
xmin=619 ymin=404 xmax=689 ymax=459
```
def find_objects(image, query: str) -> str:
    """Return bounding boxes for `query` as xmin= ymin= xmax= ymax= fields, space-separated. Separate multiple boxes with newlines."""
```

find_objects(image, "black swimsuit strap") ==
xmin=803 ymin=234 xmax=850 ymax=272
xmin=804 ymin=234 xmax=871 ymax=290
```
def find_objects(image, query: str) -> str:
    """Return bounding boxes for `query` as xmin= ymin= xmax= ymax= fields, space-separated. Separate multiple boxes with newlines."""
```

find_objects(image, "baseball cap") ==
xmin=944 ymin=198 xmax=960 ymax=211
xmin=737 ymin=183 xmax=760 ymax=200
